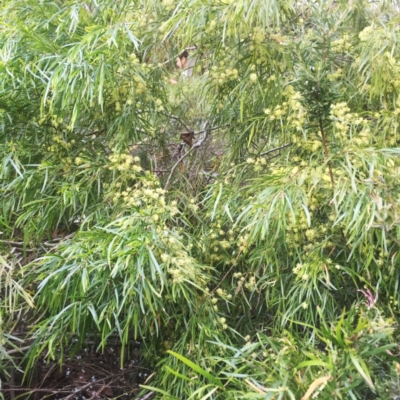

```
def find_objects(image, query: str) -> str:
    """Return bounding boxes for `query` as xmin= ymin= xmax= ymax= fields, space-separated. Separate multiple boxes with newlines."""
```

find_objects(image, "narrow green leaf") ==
xmin=167 ymin=350 xmax=224 ymax=388
xmin=164 ymin=365 xmax=192 ymax=382
xmin=335 ymin=309 xmax=346 ymax=347
xmin=139 ymin=385 xmax=179 ymax=399
xmin=296 ymin=360 xmax=330 ymax=369
xmin=349 ymin=352 xmax=374 ymax=390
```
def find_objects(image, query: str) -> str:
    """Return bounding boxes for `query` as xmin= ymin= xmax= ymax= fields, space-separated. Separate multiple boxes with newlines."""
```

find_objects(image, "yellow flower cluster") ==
xmin=168 ymin=267 xmax=185 ymax=283
xmin=119 ymin=185 xmax=166 ymax=208
xmin=46 ymin=134 xmax=73 ymax=152
xmin=123 ymin=10 xmax=153 ymax=30
xmin=292 ymin=262 xmax=310 ymax=281
xmin=246 ymin=157 xmax=267 ymax=171
xmin=219 ymin=317 xmax=228 ymax=330
xmin=305 ymin=229 xmax=317 ymax=241
xmin=209 ymin=63 xmax=239 ymax=86
xmin=286 ymin=213 xmax=310 ymax=244
xmin=74 ymin=155 xmax=87 ymax=166
xmin=107 ymin=153 xmax=142 ymax=172
xmin=369 ymin=314 xmax=395 ymax=335
xmin=251 ymin=27 xmax=266 ymax=44
xmin=111 ymin=56 xmax=152 ymax=112
xmin=292 ymin=131 xmax=325 ymax=153
xmin=207 ymin=220 xmax=238 ymax=264
xmin=358 ymin=26 xmax=373 ymax=42
xmin=45 ymin=133 xmax=79 ymax=175
xmin=159 ymin=247 xmax=205 ymax=286
xmin=216 ymin=288 xmax=232 ymax=300
xmin=331 ymin=34 xmax=352 ymax=52
xmin=264 ymin=104 xmax=286 ymax=120
xmin=133 ymin=76 xmax=147 ymax=95
xmin=244 ymin=276 xmax=256 ymax=290
xmin=249 ymin=72 xmax=258 ymax=82
xmin=264 ymin=86 xmax=305 ymax=132
xmin=356 ymin=26 xmax=400 ymax=95
xmin=284 ymin=86 xmax=302 ymax=109
xmin=163 ymin=0 xmax=176 ymax=11
xmin=109 ymin=197 xmax=207 ymax=289
xmin=330 ymin=102 xmax=371 ymax=146
xmin=330 ymin=102 xmax=351 ymax=119
xmin=269 ymin=164 xmax=286 ymax=176
xmin=187 ymin=198 xmax=198 ymax=212
xmin=51 ymin=115 xmax=64 ymax=128
xmin=155 ymin=98 xmax=164 ymax=112
xmin=207 ymin=20 xmax=217 ymax=32
xmin=237 ymin=234 xmax=249 ymax=253
xmin=327 ymin=68 xmax=343 ymax=82
xmin=285 ymin=207 xmax=335 ymax=256
xmin=103 ymin=156 xmax=182 ymax=227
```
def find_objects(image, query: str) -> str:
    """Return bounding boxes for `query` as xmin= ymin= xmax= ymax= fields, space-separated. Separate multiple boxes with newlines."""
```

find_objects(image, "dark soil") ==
xmin=2 ymin=340 xmax=153 ymax=400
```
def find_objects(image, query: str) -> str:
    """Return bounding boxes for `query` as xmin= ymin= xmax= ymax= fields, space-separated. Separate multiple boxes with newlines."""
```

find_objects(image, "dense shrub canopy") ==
xmin=1 ymin=0 xmax=400 ymax=399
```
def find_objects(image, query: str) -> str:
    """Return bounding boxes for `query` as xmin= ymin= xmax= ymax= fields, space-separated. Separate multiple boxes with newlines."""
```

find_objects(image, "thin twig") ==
xmin=1 ymin=233 xmax=75 ymax=250
xmin=318 ymin=117 xmax=335 ymax=189
xmin=164 ymin=124 xmax=209 ymax=190
xmin=7 ymin=345 xmax=31 ymax=356
xmin=259 ymin=143 xmax=291 ymax=156
xmin=1 ymin=388 xmax=72 ymax=394
xmin=180 ymin=124 xmax=228 ymax=136
xmin=388 ymin=232 xmax=400 ymax=246
xmin=235 ymin=271 xmax=251 ymax=296
xmin=136 ymin=390 xmax=156 ymax=400
xmin=265 ymin=153 xmax=280 ymax=163
xmin=211 ymin=263 xmax=236 ymax=294
xmin=83 ymin=128 xmax=106 ymax=137
xmin=63 ymin=369 xmax=134 ymax=400
xmin=213 ymin=251 xmax=244 ymax=294
xmin=9 ymin=368 xmax=15 ymax=400
xmin=163 ymin=113 xmax=192 ymax=133
xmin=0 ymin=240 xmax=27 ymax=247
xmin=39 ymin=363 xmax=59 ymax=389
xmin=43 ymin=233 xmax=75 ymax=247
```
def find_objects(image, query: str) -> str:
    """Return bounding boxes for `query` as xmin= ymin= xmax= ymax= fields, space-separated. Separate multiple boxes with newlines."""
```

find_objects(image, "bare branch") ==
xmin=136 ymin=390 xmax=156 ymax=400
xmin=6 ymin=345 xmax=31 ymax=356
xmin=318 ymin=118 xmax=335 ymax=189
xmin=180 ymin=124 xmax=228 ymax=137
xmin=259 ymin=143 xmax=291 ymax=157
xmin=63 ymin=369 xmax=135 ymax=400
xmin=163 ymin=113 xmax=192 ymax=133
xmin=164 ymin=123 xmax=209 ymax=190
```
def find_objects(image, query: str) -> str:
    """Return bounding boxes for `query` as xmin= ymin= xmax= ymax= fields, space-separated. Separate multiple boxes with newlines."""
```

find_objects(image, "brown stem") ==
xmin=318 ymin=117 xmax=335 ymax=189
xmin=211 ymin=263 xmax=236 ymax=294
xmin=1 ymin=388 xmax=72 ymax=394
xmin=318 ymin=118 xmax=351 ymax=251
xmin=164 ymin=122 xmax=209 ymax=190
xmin=260 ymin=143 xmax=291 ymax=157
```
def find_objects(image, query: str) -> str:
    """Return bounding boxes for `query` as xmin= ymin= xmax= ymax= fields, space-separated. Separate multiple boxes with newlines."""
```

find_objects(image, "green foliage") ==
xmin=0 ymin=250 xmax=32 ymax=391
xmin=159 ymin=307 xmax=397 ymax=399
xmin=1 ymin=0 xmax=400 ymax=399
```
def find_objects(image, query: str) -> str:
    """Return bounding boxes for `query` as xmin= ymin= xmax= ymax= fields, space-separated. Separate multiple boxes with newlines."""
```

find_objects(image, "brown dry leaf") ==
xmin=180 ymin=132 xmax=194 ymax=147
xmin=301 ymin=375 xmax=331 ymax=400
xmin=245 ymin=379 xmax=267 ymax=394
